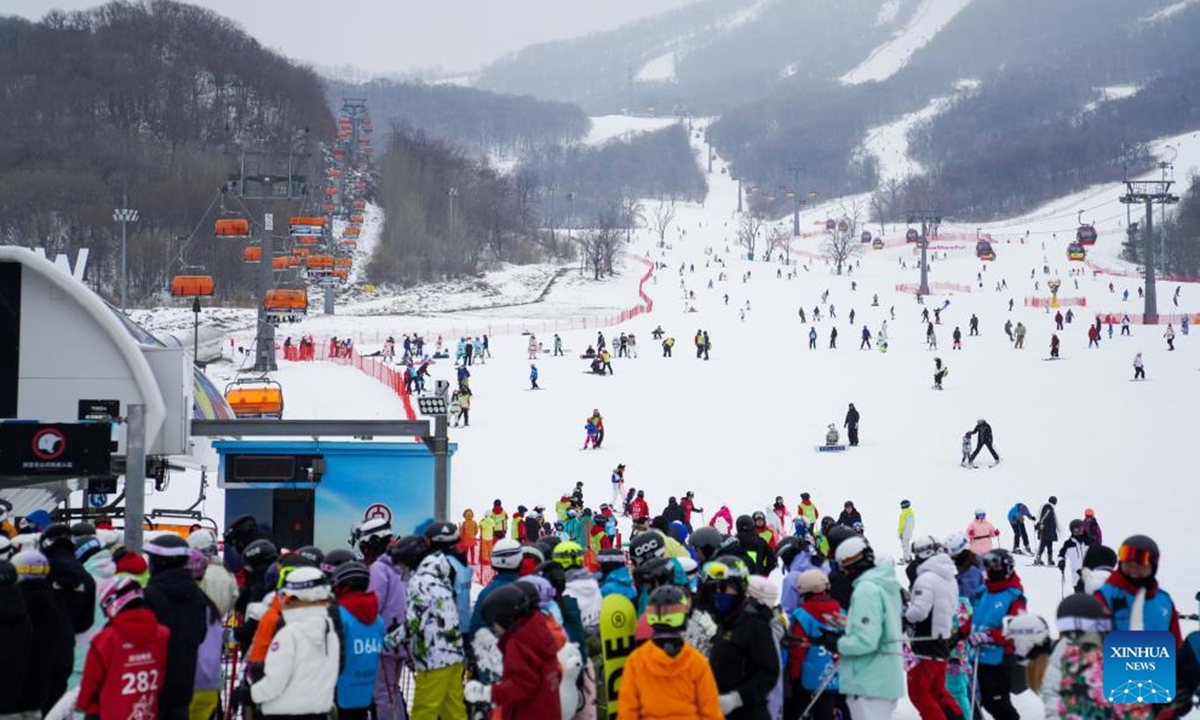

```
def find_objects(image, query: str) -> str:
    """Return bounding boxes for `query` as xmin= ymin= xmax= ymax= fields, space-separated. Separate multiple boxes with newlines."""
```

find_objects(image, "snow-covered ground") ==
xmin=634 ymin=51 xmax=677 ymax=83
xmin=1082 ymin=84 xmax=1141 ymax=113
xmin=841 ymin=0 xmax=974 ymax=84
xmin=582 ymin=114 xmax=679 ymax=146
xmin=1142 ymin=0 xmax=1200 ymax=22
xmin=138 ymin=115 xmax=1200 ymax=720
xmin=718 ymin=0 xmax=773 ymax=30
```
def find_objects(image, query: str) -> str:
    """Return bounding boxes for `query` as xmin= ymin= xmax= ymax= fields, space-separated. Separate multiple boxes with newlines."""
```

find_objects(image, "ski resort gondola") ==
xmin=906 ymin=228 xmax=920 ymax=243
xmin=872 ymin=237 xmax=885 ymax=250
xmin=861 ymin=230 xmax=873 ymax=244
xmin=1068 ymin=241 xmax=1087 ymax=261
xmin=1077 ymin=212 xmax=1098 ymax=245
xmin=976 ymin=239 xmax=996 ymax=261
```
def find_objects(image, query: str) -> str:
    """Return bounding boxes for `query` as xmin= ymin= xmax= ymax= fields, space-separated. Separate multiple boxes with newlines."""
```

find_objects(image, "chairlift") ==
xmin=243 ymin=245 xmax=262 ymax=264
xmin=171 ymin=275 xmax=214 ymax=298
xmin=825 ymin=219 xmax=836 ymax=231
xmin=1067 ymin=241 xmax=1087 ymax=261
xmin=215 ymin=217 xmax=250 ymax=238
xmin=224 ymin=377 xmax=284 ymax=419
xmin=1076 ymin=211 xmax=1098 ymax=245
xmin=860 ymin=231 xmax=873 ymax=244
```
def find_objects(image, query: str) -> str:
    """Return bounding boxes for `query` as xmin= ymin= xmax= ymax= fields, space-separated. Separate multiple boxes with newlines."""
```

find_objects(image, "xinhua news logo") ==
xmin=1103 ymin=631 xmax=1175 ymax=704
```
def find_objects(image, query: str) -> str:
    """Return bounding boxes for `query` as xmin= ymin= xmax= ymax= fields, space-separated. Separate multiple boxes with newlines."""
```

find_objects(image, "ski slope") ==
xmin=582 ymin=115 xmax=679 ymax=146
xmin=841 ymin=0 xmax=974 ymax=85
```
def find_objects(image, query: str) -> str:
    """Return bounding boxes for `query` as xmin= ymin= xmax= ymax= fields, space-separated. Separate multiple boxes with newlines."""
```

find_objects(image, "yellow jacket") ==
xmin=897 ymin=508 xmax=915 ymax=536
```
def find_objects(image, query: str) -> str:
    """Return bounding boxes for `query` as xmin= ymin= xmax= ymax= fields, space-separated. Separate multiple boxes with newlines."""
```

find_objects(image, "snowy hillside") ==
xmin=840 ymin=0 xmax=975 ymax=84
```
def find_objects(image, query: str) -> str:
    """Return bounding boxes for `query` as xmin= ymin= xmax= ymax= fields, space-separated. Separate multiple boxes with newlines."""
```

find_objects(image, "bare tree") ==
xmin=738 ymin=211 xmax=765 ymax=260
xmin=821 ymin=198 xmax=866 ymax=275
xmin=619 ymin=194 xmax=645 ymax=243
xmin=579 ymin=208 xmax=622 ymax=280
xmin=870 ymin=176 xmax=903 ymax=237
xmin=767 ymin=226 xmax=793 ymax=265
xmin=651 ymin=200 xmax=676 ymax=246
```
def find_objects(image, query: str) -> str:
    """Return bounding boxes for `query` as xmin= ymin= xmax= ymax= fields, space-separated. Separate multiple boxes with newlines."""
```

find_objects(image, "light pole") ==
xmin=113 ymin=204 xmax=139 ymax=312
xmin=448 ymin=187 xmax=458 ymax=245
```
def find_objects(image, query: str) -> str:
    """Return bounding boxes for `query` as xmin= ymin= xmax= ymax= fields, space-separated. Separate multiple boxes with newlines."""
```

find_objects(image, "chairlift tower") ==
xmin=907 ymin=211 xmax=941 ymax=296
xmin=1120 ymin=172 xmax=1179 ymax=325
xmin=227 ymin=151 xmax=309 ymax=372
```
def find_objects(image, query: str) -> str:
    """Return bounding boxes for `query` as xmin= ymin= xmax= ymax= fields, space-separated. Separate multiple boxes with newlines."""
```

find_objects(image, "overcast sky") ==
xmin=6 ymin=0 xmax=704 ymax=76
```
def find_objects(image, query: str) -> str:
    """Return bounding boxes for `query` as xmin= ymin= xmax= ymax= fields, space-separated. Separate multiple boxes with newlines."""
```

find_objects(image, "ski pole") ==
xmin=800 ymin=659 xmax=840 ymax=720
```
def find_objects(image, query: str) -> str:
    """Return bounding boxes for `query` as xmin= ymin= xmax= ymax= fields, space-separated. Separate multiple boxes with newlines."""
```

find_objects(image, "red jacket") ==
xmin=491 ymin=612 xmax=562 ymax=720
xmin=77 ymin=607 xmax=170 ymax=720
xmin=630 ymin=498 xmax=649 ymax=520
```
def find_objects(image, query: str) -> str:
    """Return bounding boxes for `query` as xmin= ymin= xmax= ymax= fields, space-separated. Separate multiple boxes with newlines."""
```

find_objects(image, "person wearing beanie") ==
xmin=785 ymin=569 xmax=844 ymax=720
xmin=597 ymin=547 xmax=637 ymax=601
xmin=0 ymin=559 xmax=33 ymax=719
xmin=747 ymin=575 xmax=788 ymax=720
xmin=112 ymin=545 xmax=149 ymax=580
xmin=40 ymin=523 xmax=97 ymax=638
xmin=76 ymin=578 xmax=171 ymax=720
xmin=187 ymin=529 xmax=238 ymax=617
xmin=1079 ymin=545 xmax=1116 ymax=594
xmin=1040 ymin=593 xmax=1118 ymax=720
xmin=13 ymin=550 xmax=74 ymax=716
xmin=1094 ymin=535 xmax=1182 ymax=646
xmin=143 ymin=534 xmax=209 ymax=720
xmin=616 ymin=585 xmax=722 ymax=720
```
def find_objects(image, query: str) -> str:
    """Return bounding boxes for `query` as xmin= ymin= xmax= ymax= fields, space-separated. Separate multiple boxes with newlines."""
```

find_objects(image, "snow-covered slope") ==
xmin=1142 ymin=0 xmax=1200 ymax=22
xmin=841 ymin=0 xmax=974 ymax=84
xmin=582 ymin=115 xmax=679 ymax=146
xmin=635 ymin=51 xmax=677 ymax=83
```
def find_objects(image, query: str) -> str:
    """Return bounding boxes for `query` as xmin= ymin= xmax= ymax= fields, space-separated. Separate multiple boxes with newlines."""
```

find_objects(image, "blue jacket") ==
xmin=469 ymin=571 xmax=520 ymax=634
xmin=781 ymin=553 xmax=829 ymax=615
xmin=956 ymin=558 xmax=984 ymax=604
xmin=1006 ymin=503 xmax=1033 ymax=524
xmin=445 ymin=553 xmax=475 ymax=637
xmin=530 ymin=366 xmax=538 ymax=381
xmin=599 ymin=566 xmax=637 ymax=601
xmin=791 ymin=607 xmax=839 ymax=691
xmin=336 ymin=604 xmax=385 ymax=709
xmin=1096 ymin=575 xmax=1180 ymax=641
xmin=971 ymin=578 xmax=1025 ymax=666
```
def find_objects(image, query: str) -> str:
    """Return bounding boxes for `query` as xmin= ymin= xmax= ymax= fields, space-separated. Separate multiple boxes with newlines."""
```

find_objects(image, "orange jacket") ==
xmin=248 ymin=595 xmax=283 ymax=665
xmin=617 ymin=640 xmax=723 ymax=720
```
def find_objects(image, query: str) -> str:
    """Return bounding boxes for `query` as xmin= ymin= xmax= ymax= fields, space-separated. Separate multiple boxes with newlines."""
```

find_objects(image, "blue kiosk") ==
xmin=213 ymin=435 xmax=456 ymax=550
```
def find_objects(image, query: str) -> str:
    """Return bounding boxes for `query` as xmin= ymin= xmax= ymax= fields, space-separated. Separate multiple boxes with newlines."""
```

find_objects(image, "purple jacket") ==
xmin=369 ymin=556 xmax=408 ymax=657
xmin=194 ymin=609 xmax=224 ymax=691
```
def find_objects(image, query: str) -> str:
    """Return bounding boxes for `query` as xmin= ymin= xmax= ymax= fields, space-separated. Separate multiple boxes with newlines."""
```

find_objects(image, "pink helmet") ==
xmin=101 ymin=576 xmax=144 ymax=619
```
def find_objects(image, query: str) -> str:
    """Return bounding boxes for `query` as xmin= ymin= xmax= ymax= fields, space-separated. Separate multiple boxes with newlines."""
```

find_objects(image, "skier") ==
xmin=610 ymin=464 xmax=626 ymax=508
xmin=967 ymin=550 xmax=1025 ymax=720
xmin=966 ymin=419 xmax=999 ymax=467
xmin=1121 ymin=314 xmax=1131 ymax=335
xmin=529 ymin=363 xmax=539 ymax=389
xmin=784 ymin=570 xmax=843 ymax=720
xmin=662 ymin=335 xmax=675 ymax=357
xmin=1034 ymin=496 xmax=1059 ymax=567
xmin=960 ymin=432 xmax=973 ymax=466
xmin=933 ymin=358 xmax=948 ymax=390
xmin=1165 ymin=323 xmax=1176 ymax=350
xmin=808 ymin=327 xmax=818 ymax=350
xmin=404 ymin=530 xmax=468 ymax=720
xmin=926 ymin=322 xmax=937 ymax=350
xmin=833 ymin=536 xmax=905 ymax=720
xmin=1004 ymin=319 xmax=1013 ymax=341
xmin=952 ymin=326 xmax=962 ymax=350
xmin=1056 ymin=521 xmax=1090 ymax=593
xmin=897 ymin=500 xmax=915 ymax=563
xmin=967 ymin=509 xmax=1000 ymax=554
xmin=1055 ymin=311 xmax=1064 ymax=330
xmin=1081 ymin=508 xmax=1102 ymax=546
xmin=1094 ymin=535 xmax=1181 ymax=643
xmin=554 ymin=334 xmax=564 ymax=356
xmin=829 ymin=326 xmax=838 ymax=349
xmin=969 ymin=314 xmax=979 ymax=336
xmin=844 ymin=403 xmax=860 ymax=447
xmin=1050 ymin=333 xmax=1060 ymax=358
xmin=904 ymin=537 xmax=963 ymax=720
xmin=1014 ymin=322 xmax=1026 ymax=348
xmin=1006 ymin=503 xmax=1035 ymax=555
xmin=1133 ymin=352 xmax=1146 ymax=380
xmin=332 ymin=562 xmax=385 ymax=720
xmin=836 ymin=502 xmax=862 ymax=529
xmin=702 ymin=556 xmax=780 ymax=720
xmin=860 ymin=325 xmax=872 ymax=350
xmin=143 ymin=534 xmax=209 ymax=720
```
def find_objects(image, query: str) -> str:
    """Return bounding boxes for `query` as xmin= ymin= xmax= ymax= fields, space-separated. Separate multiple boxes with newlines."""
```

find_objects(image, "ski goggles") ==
xmin=1117 ymin=544 xmax=1155 ymax=566
xmin=700 ymin=559 xmax=745 ymax=584
xmin=646 ymin=607 xmax=688 ymax=629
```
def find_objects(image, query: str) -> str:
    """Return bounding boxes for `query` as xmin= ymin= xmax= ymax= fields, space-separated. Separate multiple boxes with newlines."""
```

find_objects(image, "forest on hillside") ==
xmin=0 ymin=0 xmax=332 ymax=303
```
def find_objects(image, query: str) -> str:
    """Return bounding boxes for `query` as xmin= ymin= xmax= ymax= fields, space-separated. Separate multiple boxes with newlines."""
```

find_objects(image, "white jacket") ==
xmin=200 ymin=560 xmax=239 ymax=618
xmin=904 ymin=553 xmax=958 ymax=639
xmin=564 ymin=571 xmax=603 ymax=636
xmin=251 ymin=604 xmax=340 ymax=715
xmin=1058 ymin=538 xmax=1088 ymax=588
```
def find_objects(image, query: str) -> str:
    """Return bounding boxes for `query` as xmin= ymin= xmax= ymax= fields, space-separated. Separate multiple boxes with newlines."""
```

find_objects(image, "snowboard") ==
xmin=599 ymin=594 xmax=637 ymax=720
xmin=816 ymin=444 xmax=847 ymax=453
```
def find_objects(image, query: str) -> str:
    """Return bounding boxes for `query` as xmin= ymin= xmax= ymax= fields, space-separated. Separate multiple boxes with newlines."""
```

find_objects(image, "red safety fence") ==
xmin=1086 ymin=258 xmax=1200 ymax=284
xmin=895 ymin=282 xmax=973 ymax=294
xmin=1024 ymin=296 xmax=1088 ymax=308
xmin=281 ymin=338 xmax=417 ymax=421
xmin=1096 ymin=312 xmax=1197 ymax=325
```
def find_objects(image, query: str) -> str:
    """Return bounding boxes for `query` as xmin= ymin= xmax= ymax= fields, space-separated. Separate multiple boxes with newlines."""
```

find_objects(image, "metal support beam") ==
xmin=1120 ymin=178 xmax=1179 ymax=325
xmin=191 ymin=419 xmax=430 ymax=438
xmin=123 ymin=404 xmax=146 ymax=553
xmin=907 ymin=211 xmax=941 ymax=296
xmin=432 ymin=414 xmax=449 ymax=520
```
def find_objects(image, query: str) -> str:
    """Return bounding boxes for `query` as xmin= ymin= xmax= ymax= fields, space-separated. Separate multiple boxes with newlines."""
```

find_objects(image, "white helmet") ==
xmin=911 ymin=535 xmax=942 ymax=561
xmin=352 ymin=517 xmax=393 ymax=548
xmin=944 ymin=531 xmax=970 ymax=556
xmin=834 ymin=535 xmax=871 ymax=567
xmin=280 ymin=566 xmax=331 ymax=602
xmin=490 ymin=539 xmax=522 ymax=571
xmin=187 ymin=529 xmax=218 ymax=557
xmin=796 ymin=569 xmax=830 ymax=595
xmin=1003 ymin=613 xmax=1050 ymax=660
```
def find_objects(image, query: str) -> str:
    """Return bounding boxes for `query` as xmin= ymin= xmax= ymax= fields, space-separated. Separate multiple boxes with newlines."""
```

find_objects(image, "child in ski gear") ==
xmin=960 ymin=434 xmax=972 ymax=467
xmin=530 ymin=363 xmax=539 ymax=389
xmin=333 ymin=562 xmax=385 ymax=720
xmin=967 ymin=510 xmax=999 ymax=554
xmin=583 ymin=420 xmax=599 ymax=449
xmin=785 ymin=569 xmax=843 ymax=720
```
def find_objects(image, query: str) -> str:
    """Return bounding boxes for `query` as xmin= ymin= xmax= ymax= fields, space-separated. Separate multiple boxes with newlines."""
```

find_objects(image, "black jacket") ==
xmin=735 ymin=531 xmax=776 ymax=576
xmin=837 ymin=509 xmax=863 ymax=527
xmin=19 ymin=579 xmax=73 ymax=713
xmin=971 ymin=421 xmax=994 ymax=445
xmin=660 ymin=500 xmax=687 ymax=525
xmin=145 ymin=566 xmax=209 ymax=715
xmin=45 ymin=545 xmax=96 ymax=634
xmin=1036 ymin=503 xmax=1059 ymax=542
xmin=845 ymin=407 xmax=860 ymax=428
xmin=709 ymin=601 xmax=780 ymax=720
xmin=0 ymin=583 xmax=33 ymax=714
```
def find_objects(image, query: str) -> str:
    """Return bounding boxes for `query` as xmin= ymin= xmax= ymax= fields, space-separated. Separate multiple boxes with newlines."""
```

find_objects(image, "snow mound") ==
xmin=1082 ymin=84 xmax=1141 ymax=112
xmin=841 ymin=0 xmax=974 ymax=85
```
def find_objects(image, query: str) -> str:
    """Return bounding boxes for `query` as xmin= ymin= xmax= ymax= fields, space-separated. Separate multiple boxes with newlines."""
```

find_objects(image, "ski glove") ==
xmin=464 ymin=681 xmax=492 ymax=704
xmin=967 ymin=631 xmax=993 ymax=648
xmin=719 ymin=692 xmax=743 ymax=715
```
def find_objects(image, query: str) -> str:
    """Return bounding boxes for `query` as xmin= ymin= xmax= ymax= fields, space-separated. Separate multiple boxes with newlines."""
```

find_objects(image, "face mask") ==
xmin=986 ymin=569 xmax=1007 ymax=583
xmin=713 ymin=592 xmax=740 ymax=616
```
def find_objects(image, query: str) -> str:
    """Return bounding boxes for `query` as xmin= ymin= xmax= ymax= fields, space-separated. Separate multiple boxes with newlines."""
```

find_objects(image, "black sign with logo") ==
xmin=0 ymin=422 xmax=112 ymax=481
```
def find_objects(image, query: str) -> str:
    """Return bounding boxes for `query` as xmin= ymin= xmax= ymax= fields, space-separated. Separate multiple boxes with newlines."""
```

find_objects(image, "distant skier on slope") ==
xmin=933 ymin=358 xmax=948 ymax=390
xmin=966 ymin=419 xmax=999 ymax=467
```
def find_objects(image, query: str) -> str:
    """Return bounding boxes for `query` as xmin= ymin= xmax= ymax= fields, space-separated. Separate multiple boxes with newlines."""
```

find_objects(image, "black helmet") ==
xmin=296 ymin=545 xmax=325 ymax=567
xmin=1057 ymin=592 xmax=1111 ymax=633
xmin=688 ymin=527 xmax=723 ymax=560
xmin=629 ymin=531 xmax=666 ymax=568
xmin=1117 ymin=535 xmax=1160 ymax=573
xmin=389 ymin=535 xmax=429 ymax=570
xmin=645 ymin=584 xmax=690 ymax=635
xmin=38 ymin=523 xmax=74 ymax=554
xmin=332 ymin=561 xmax=371 ymax=593
xmin=145 ymin=534 xmax=191 ymax=573
xmin=597 ymin=548 xmax=626 ymax=575
xmin=634 ymin=557 xmax=675 ymax=591
xmin=534 ymin=560 xmax=566 ymax=596
xmin=224 ymin=514 xmax=259 ymax=548
xmin=1082 ymin=545 xmax=1117 ymax=571
xmin=820 ymin=516 xmax=835 ymax=531
xmin=320 ymin=548 xmax=356 ymax=576
xmin=775 ymin=535 xmax=807 ymax=569
xmin=243 ymin=537 xmax=280 ymax=571
xmin=481 ymin=582 xmax=536 ymax=630
xmin=70 ymin=522 xmax=97 ymax=541
xmin=534 ymin=535 xmax=561 ymax=561
xmin=981 ymin=549 xmax=1015 ymax=580
xmin=423 ymin=521 xmax=460 ymax=550
xmin=735 ymin=515 xmax=754 ymax=534
xmin=752 ymin=510 xmax=767 ymax=523
xmin=825 ymin=525 xmax=857 ymax=555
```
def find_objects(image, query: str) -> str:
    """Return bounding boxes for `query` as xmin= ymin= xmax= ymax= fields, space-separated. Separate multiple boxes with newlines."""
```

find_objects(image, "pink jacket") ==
xmin=966 ymin=519 xmax=999 ymax=554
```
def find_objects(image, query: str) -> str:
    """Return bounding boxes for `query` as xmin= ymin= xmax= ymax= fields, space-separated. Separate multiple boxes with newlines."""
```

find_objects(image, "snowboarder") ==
xmin=966 ymin=419 xmax=999 ymax=466
xmin=897 ymin=500 xmax=915 ymax=563
xmin=808 ymin=327 xmax=818 ymax=350
xmin=933 ymin=358 xmax=948 ymax=390
xmin=1133 ymin=352 xmax=1145 ymax=380
xmin=529 ymin=363 xmax=539 ymax=390
xmin=1050 ymin=333 xmax=1060 ymax=358
xmin=1164 ymin=323 xmax=1176 ymax=350
xmin=969 ymin=314 xmax=979 ymax=336
xmin=844 ymin=403 xmax=860 ymax=446
xmin=1014 ymin=322 xmax=1026 ymax=348
xmin=553 ymin=334 xmax=564 ymax=356
xmin=829 ymin=326 xmax=838 ymax=349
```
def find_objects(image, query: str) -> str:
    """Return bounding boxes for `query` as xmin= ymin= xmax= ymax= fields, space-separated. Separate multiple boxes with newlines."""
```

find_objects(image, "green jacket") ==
xmin=837 ymin=564 xmax=905 ymax=699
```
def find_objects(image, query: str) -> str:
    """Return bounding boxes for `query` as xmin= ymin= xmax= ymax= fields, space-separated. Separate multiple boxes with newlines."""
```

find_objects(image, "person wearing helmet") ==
xmin=364 ymin=530 xmax=411 ymax=720
xmin=425 ymin=521 xmax=473 ymax=639
xmin=235 ymin=538 xmax=278 ymax=624
xmin=688 ymin=526 xmax=724 ymax=565
xmin=903 ymin=537 xmax=963 ymax=720
xmin=465 ymin=581 xmax=561 ymax=720
xmin=76 ymin=577 xmax=170 ymax=720
xmin=1005 ymin=502 xmax=1036 ymax=555
xmin=966 ymin=509 xmax=1000 ymax=555
xmin=796 ymin=494 xmax=820 ymax=536
xmin=250 ymin=567 xmax=340 ymax=717
xmin=187 ymin=529 xmax=238 ymax=618
xmin=1056 ymin=520 xmax=1091 ymax=592
xmin=1094 ymin=535 xmax=1181 ymax=644
xmin=735 ymin=515 xmax=775 ymax=577
xmin=555 ymin=541 xmax=602 ymax=636
xmin=943 ymin=531 xmax=983 ymax=603
xmin=777 ymin=535 xmax=827 ymax=615
xmin=486 ymin=499 xmax=508 ymax=541
xmin=1080 ymin=508 xmax=1102 ymax=546
xmin=681 ymin=490 xmax=703 ymax=530
xmin=12 ymin=550 xmax=73 ymax=717
xmin=966 ymin=549 xmax=1026 ymax=720
xmin=141 ymin=534 xmax=209 ymax=720
xmin=897 ymin=500 xmax=915 ymax=564
xmin=618 ymin=585 xmax=721 ymax=719
xmin=701 ymin=554 xmax=779 ymax=719
xmin=597 ymin=547 xmax=636 ymax=601
xmin=751 ymin=511 xmax=778 ymax=551
xmin=469 ymin=537 xmax=523 ymax=636
xmin=405 ymin=528 xmax=468 ymax=720
xmin=785 ymin=569 xmax=843 ymax=720
xmin=1040 ymin=593 xmax=1114 ymax=720
xmin=333 ymin=562 xmax=385 ymax=720
xmin=828 ymin=536 xmax=904 ymax=720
